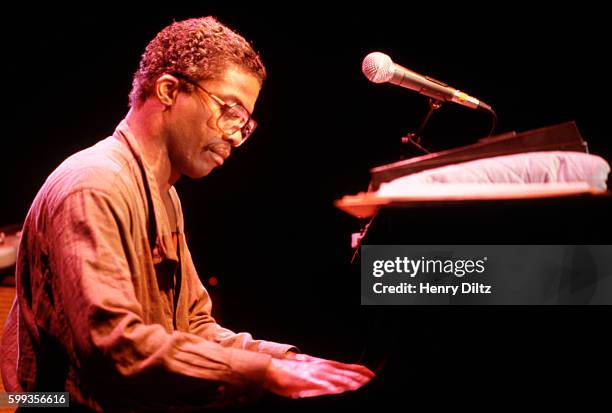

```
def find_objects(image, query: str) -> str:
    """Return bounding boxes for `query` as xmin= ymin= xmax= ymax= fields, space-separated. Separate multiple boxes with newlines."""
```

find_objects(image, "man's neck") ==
xmin=125 ymin=106 xmax=179 ymax=194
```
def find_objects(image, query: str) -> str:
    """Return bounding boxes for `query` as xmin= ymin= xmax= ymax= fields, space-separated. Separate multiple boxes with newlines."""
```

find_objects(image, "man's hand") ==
xmin=264 ymin=353 xmax=375 ymax=399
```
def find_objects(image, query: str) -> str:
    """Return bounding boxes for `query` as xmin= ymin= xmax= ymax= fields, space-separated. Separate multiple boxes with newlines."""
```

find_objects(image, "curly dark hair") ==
xmin=129 ymin=16 xmax=266 ymax=107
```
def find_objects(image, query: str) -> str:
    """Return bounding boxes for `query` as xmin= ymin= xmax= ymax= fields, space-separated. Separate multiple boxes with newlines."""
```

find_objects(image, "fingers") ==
xmin=296 ymin=388 xmax=341 ymax=398
xmin=332 ymin=366 xmax=374 ymax=386
xmin=314 ymin=364 xmax=373 ymax=389
xmin=292 ymin=375 xmax=357 ymax=399
xmin=265 ymin=356 xmax=376 ymax=399
xmin=330 ymin=361 xmax=376 ymax=380
xmin=296 ymin=354 xmax=376 ymax=378
xmin=299 ymin=362 xmax=373 ymax=398
xmin=323 ymin=371 xmax=367 ymax=391
xmin=304 ymin=357 xmax=376 ymax=380
xmin=294 ymin=372 xmax=365 ymax=399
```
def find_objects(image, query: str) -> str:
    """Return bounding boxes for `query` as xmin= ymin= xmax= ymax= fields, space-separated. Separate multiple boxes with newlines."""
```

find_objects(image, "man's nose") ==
xmin=222 ymin=130 xmax=243 ymax=147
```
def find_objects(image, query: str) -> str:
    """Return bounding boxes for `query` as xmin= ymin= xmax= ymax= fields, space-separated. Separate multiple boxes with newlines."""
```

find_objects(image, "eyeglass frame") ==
xmin=170 ymin=72 xmax=257 ymax=147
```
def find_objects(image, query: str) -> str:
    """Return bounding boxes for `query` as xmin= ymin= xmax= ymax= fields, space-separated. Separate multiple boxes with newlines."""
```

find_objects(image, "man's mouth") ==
xmin=207 ymin=143 xmax=231 ymax=166
xmin=209 ymin=151 xmax=224 ymax=166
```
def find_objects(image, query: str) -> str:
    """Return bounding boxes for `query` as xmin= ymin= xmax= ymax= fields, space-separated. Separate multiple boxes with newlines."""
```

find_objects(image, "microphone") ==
xmin=362 ymin=52 xmax=494 ymax=113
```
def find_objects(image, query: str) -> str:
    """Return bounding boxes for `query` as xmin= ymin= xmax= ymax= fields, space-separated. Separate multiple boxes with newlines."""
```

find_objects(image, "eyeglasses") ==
xmin=172 ymin=73 xmax=257 ymax=147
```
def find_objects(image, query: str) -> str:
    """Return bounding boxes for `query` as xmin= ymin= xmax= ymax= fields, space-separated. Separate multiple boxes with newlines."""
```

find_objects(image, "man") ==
xmin=1 ymin=17 xmax=373 ymax=410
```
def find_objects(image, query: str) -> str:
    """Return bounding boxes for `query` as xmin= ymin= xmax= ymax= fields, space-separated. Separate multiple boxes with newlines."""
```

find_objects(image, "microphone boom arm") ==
xmin=401 ymin=98 xmax=443 ymax=155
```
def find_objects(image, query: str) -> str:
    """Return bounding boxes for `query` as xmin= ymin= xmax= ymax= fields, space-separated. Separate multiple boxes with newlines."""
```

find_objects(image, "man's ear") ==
xmin=155 ymin=74 xmax=181 ymax=106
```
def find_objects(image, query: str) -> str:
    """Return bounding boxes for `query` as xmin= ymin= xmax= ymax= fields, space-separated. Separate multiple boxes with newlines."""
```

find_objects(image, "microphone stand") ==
xmin=350 ymin=98 xmax=444 ymax=263
xmin=350 ymin=98 xmax=499 ymax=262
xmin=400 ymin=98 xmax=443 ymax=155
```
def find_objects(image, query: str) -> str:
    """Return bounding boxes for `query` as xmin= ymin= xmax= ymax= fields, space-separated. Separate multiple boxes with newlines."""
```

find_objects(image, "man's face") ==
xmin=164 ymin=66 xmax=261 ymax=179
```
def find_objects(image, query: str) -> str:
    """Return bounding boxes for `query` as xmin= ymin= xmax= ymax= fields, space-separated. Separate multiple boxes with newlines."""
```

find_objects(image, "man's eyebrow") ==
xmin=218 ymin=93 xmax=244 ymax=106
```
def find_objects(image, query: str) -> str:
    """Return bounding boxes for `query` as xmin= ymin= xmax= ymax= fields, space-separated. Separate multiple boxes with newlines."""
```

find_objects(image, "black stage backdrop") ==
xmin=1 ymin=2 xmax=610 ymax=409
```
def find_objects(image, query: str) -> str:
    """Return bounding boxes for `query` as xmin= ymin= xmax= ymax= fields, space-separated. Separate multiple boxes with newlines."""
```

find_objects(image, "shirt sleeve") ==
xmin=47 ymin=188 xmax=271 ymax=409
xmin=182 ymin=242 xmax=299 ymax=358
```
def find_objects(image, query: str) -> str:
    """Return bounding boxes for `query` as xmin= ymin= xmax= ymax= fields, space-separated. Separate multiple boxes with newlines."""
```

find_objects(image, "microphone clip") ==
xmin=400 ymin=98 xmax=443 ymax=156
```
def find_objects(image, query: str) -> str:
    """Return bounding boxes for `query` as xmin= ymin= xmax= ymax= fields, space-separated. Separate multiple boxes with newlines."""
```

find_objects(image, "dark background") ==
xmin=1 ymin=2 xmax=610 ymax=408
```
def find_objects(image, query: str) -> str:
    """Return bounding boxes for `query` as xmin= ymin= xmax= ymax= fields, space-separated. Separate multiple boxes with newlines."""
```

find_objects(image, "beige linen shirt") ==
xmin=0 ymin=120 xmax=294 ymax=411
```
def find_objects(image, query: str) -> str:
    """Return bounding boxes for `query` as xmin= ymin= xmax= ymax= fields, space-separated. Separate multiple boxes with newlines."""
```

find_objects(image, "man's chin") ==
xmin=186 ymin=163 xmax=216 ymax=179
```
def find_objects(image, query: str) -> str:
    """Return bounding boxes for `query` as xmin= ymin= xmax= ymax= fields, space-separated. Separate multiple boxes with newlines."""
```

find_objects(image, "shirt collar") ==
xmin=112 ymin=119 xmax=180 ymax=262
